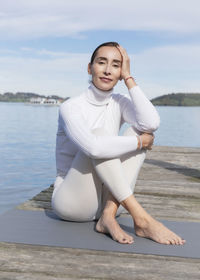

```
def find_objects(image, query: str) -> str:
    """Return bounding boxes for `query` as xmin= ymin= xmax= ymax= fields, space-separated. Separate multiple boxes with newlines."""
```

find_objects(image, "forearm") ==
xmin=66 ymin=123 xmax=139 ymax=159
xmin=129 ymin=86 xmax=160 ymax=132
xmin=60 ymin=105 xmax=140 ymax=159
xmin=117 ymin=45 xmax=160 ymax=132
xmin=124 ymin=75 xmax=159 ymax=132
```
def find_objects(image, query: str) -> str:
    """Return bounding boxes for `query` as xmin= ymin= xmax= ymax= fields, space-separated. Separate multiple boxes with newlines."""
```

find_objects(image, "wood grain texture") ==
xmin=0 ymin=243 xmax=200 ymax=280
xmin=1 ymin=146 xmax=200 ymax=279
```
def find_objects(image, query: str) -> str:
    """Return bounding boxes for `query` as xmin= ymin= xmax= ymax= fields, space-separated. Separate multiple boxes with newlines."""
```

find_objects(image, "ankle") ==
xmin=101 ymin=208 xmax=116 ymax=218
xmin=134 ymin=215 xmax=151 ymax=229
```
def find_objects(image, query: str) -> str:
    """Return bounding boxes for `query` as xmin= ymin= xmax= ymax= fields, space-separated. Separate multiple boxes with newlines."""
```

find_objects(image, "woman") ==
xmin=52 ymin=42 xmax=185 ymax=245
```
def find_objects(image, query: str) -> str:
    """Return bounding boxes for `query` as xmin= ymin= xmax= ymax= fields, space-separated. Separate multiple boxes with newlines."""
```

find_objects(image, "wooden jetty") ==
xmin=0 ymin=146 xmax=200 ymax=279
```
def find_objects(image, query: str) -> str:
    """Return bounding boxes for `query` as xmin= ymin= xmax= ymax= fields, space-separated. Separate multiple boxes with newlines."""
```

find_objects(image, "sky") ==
xmin=0 ymin=0 xmax=200 ymax=99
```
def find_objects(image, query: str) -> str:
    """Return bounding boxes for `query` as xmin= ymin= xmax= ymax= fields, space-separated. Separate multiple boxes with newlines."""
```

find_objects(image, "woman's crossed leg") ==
xmin=52 ymin=126 xmax=185 ymax=245
xmin=52 ymin=126 xmax=144 ymax=242
xmin=93 ymin=127 xmax=186 ymax=245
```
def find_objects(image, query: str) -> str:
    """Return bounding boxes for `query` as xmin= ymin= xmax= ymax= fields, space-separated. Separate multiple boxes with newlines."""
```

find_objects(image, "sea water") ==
xmin=0 ymin=102 xmax=200 ymax=215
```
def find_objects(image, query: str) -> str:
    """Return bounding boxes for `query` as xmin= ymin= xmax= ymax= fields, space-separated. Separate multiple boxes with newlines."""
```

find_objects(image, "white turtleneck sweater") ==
xmin=56 ymin=83 xmax=160 ymax=178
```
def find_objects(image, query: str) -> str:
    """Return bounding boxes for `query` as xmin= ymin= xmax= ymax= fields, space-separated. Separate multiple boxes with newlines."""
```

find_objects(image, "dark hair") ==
xmin=90 ymin=42 xmax=119 ymax=64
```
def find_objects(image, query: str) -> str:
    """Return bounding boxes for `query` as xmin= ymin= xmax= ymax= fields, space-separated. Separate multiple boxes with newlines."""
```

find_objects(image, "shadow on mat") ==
xmin=44 ymin=210 xmax=135 ymax=240
xmin=145 ymin=158 xmax=200 ymax=181
xmin=44 ymin=209 xmax=61 ymax=220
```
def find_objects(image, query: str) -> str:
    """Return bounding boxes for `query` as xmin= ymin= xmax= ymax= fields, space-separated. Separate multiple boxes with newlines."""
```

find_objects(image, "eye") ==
xmin=98 ymin=61 xmax=105 ymax=65
xmin=113 ymin=64 xmax=120 ymax=68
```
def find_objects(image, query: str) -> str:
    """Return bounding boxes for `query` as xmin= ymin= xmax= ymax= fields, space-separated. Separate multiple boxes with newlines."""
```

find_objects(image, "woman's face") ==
xmin=88 ymin=46 xmax=122 ymax=91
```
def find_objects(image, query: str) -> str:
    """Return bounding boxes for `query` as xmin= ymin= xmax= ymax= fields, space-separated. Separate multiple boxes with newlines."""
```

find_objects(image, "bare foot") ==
xmin=96 ymin=214 xmax=134 ymax=244
xmin=134 ymin=217 xmax=186 ymax=245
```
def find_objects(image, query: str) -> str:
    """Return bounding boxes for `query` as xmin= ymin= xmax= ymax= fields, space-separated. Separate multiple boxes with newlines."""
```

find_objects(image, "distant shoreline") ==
xmin=151 ymin=93 xmax=200 ymax=106
xmin=0 ymin=92 xmax=67 ymax=103
xmin=0 ymin=91 xmax=200 ymax=106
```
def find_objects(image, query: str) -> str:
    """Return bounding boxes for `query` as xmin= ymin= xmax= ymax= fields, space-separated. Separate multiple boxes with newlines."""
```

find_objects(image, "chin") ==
xmin=94 ymin=81 xmax=116 ymax=91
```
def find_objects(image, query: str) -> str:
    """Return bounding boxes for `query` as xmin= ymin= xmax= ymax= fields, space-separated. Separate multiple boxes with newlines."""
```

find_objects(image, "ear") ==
xmin=88 ymin=63 xmax=92 ymax=75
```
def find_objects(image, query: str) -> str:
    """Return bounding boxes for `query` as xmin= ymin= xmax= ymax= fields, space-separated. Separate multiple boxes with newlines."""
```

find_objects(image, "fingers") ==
xmin=116 ymin=45 xmax=125 ymax=56
xmin=116 ymin=45 xmax=129 ymax=65
xmin=116 ymin=45 xmax=123 ymax=57
xmin=116 ymin=45 xmax=131 ymax=80
xmin=140 ymin=132 xmax=155 ymax=150
xmin=117 ymin=45 xmax=128 ymax=57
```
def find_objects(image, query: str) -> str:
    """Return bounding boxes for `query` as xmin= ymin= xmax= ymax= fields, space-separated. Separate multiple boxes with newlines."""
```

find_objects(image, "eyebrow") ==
xmin=96 ymin=57 xmax=122 ymax=64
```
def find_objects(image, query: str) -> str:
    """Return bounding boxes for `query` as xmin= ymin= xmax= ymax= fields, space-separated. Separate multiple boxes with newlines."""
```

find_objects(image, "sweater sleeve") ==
xmin=121 ymin=86 xmax=160 ymax=132
xmin=59 ymin=101 xmax=139 ymax=159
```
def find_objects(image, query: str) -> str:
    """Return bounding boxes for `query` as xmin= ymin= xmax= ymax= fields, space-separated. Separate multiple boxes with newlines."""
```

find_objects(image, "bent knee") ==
xmin=51 ymin=188 xmax=96 ymax=222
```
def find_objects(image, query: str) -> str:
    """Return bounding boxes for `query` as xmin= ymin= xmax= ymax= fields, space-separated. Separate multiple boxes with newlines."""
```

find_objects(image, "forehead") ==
xmin=95 ymin=46 xmax=122 ymax=61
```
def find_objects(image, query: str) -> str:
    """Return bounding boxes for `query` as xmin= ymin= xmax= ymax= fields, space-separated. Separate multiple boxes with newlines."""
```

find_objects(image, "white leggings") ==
xmin=51 ymin=126 xmax=146 ymax=222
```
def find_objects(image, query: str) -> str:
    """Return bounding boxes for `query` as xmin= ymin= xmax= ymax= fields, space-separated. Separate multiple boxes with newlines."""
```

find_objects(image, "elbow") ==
xmin=147 ymin=107 xmax=161 ymax=132
xmin=138 ymin=115 xmax=160 ymax=133
xmin=148 ymin=115 xmax=160 ymax=132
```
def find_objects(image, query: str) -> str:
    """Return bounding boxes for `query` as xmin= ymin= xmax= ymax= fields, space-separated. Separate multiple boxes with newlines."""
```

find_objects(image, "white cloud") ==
xmin=0 ymin=51 xmax=90 ymax=96
xmin=0 ymin=43 xmax=199 ymax=98
xmin=133 ymin=44 xmax=200 ymax=98
xmin=0 ymin=0 xmax=200 ymax=39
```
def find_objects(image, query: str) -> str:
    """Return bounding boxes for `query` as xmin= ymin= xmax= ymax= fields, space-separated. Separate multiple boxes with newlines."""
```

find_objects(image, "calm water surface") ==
xmin=0 ymin=102 xmax=200 ymax=214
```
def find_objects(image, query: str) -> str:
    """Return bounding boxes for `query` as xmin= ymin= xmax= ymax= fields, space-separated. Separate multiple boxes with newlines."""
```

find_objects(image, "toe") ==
xmin=170 ymin=239 xmax=176 ymax=245
xmin=128 ymin=236 xmax=134 ymax=243
xmin=165 ymin=239 xmax=171 ymax=245
xmin=119 ymin=236 xmax=134 ymax=244
xmin=175 ymin=235 xmax=185 ymax=245
xmin=121 ymin=238 xmax=129 ymax=244
xmin=179 ymin=238 xmax=186 ymax=245
xmin=128 ymin=238 xmax=134 ymax=244
xmin=176 ymin=238 xmax=182 ymax=245
xmin=118 ymin=236 xmax=127 ymax=243
xmin=124 ymin=233 xmax=134 ymax=244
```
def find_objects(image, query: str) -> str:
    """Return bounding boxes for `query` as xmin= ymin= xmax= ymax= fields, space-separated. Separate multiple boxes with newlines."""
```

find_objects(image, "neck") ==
xmin=86 ymin=82 xmax=113 ymax=106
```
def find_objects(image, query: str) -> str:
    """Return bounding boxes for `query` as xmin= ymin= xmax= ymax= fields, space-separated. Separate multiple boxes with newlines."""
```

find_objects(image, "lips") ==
xmin=100 ymin=77 xmax=112 ymax=82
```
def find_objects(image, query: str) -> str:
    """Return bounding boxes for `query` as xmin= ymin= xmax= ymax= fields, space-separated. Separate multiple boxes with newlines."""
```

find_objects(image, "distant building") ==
xmin=29 ymin=97 xmax=61 ymax=105
xmin=44 ymin=98 xmax=61 ymax=105
xmin=30 ymin=97 xmax=46 ymax=104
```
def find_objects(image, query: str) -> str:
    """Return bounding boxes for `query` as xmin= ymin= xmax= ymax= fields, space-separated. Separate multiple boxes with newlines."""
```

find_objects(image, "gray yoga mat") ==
xmin=0 ymin=209 xmax=199 ymax=259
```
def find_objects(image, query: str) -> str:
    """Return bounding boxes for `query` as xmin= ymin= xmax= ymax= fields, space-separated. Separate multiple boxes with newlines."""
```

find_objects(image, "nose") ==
xmin=104 ymin=64 xmax=111 ymax=75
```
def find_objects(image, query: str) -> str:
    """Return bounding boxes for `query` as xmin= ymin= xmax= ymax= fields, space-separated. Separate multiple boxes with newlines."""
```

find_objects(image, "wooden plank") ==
xmin=0 ymin=243 xmax=200 ymax=280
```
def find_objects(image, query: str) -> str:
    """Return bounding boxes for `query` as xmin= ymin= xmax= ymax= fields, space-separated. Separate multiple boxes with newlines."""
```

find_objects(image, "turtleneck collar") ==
xmin=85 ymin=82 xmax=113 ymax=106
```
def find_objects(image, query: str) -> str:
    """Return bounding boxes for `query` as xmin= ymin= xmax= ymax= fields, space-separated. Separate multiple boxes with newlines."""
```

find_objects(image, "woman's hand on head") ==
xmin=116 ymin=45 xmax=137 ymax=89
xmin=116 ymin=45 xmax=131 ymax=80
